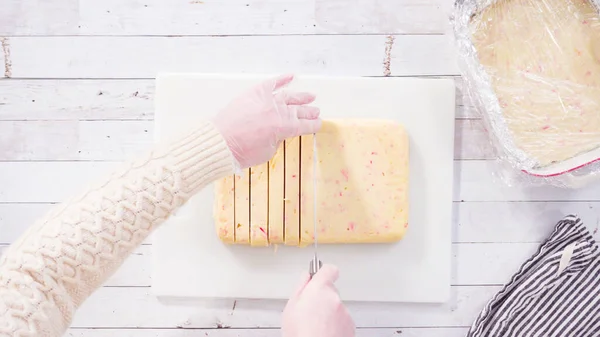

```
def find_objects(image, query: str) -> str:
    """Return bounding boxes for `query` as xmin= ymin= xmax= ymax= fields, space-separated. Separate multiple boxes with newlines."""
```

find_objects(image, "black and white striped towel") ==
xmin=468 ymin=215 xmax=600 ymax=337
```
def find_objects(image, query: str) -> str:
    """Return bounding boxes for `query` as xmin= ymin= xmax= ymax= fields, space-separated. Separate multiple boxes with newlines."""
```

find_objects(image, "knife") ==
xmin=309 ymin=133 xmax=323 ymax=278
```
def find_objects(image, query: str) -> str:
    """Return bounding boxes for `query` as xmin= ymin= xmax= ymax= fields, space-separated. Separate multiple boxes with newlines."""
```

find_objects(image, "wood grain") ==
xmin=0 ymin=37 xmax=8 ymax=78
xmin=64 ymin=328 xmax=470 ymax=337
xmin=454 ymin=201 xmax=600 ymax=243
xmin=454 ymin=76 xmax=476 ymax=108
xmin=0 ymin=0 xmax=450 ymax=36
xmin=0 ymin=161 xmax=120 ymax=202
xmin=1 ymin=0 xmax=585 ymax=332
xmin=456 ymin=105 xmax=479 ymax=118
xmin=70 ymin=286 xmax=498 ymax=328
xmin=3 ymin=36 xmax=459 ymax=79
xmin=0 ymin=80 xmax=153 ymax=120
xmin=455 ymin=161 xmax=600 ymax=201
xmin=454 ymin=119 xmax=495 ymax=159
xmin=0 ymin=119 xmax=488 ymax=160
xmin=0 ymin=79 xmax=473 ymax=121
xmin=0 ymin=242 xmax=537 ymax=286
xmin=0 ymin=0 xmax=79 ymax=35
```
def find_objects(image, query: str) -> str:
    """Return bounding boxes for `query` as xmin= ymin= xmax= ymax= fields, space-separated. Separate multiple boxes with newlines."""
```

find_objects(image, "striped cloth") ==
xmin=468 ymin=215 xmax=600 ymax=337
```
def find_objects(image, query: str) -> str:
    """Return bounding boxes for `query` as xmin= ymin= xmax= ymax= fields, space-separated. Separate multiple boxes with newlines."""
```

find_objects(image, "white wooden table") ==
xmin=2 ymin=1 xmax=600 ymax=336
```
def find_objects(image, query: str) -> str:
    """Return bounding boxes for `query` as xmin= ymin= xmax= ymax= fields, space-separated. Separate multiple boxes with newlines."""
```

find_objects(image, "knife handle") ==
xmin=309 ymin=257 xmax=323 ymax=278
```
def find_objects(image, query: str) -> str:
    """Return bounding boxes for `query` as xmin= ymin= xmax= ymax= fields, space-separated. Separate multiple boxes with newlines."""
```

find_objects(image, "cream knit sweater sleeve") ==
xmin=0 ymin=122 xmax=235 ymax=337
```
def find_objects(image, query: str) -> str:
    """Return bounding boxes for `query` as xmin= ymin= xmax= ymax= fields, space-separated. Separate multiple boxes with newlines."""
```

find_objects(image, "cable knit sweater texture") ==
xmin=0 ymin=122 xmax=235 ymax=336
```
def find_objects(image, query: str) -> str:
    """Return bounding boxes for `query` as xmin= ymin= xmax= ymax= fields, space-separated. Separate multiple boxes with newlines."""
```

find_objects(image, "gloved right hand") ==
xmin=282 ymin=264 xmax=356 ymax=337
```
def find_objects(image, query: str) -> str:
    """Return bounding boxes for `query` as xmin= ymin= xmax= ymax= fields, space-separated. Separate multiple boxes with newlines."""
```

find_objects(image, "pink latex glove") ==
xmin=282 ymin=264 xmax=356 ymax=337
xmin=212 ymin=74 xmax=321 ymax=169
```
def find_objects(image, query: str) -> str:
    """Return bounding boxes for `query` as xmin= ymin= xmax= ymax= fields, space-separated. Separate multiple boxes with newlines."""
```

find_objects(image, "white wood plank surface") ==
xmin=2 ymin=36 xmax=458 ymax=79
xmin=69 ymin=286 xmax=498 ymax=328
xmin=0 ymin=80 xmax=153 ymax=120
xmin=0 ymin=0 xmax=80 ymax=36
xmin=1 ymin=0 xmax=593 ymax=334
xmin=455 ymin=201 xmax=600 ymax=242
xmin=0 ymin=119 xmax=483 ymax=160
xmin=0 ymin=242 xmax=535 ymax=286
xmin=0 ymin=0 xmax=451 ymax=36
xmin=0 ymin=78 xmax=471 ymax=121
xmin=64 ymin=328 xmax=469 ymax=337
xmin=456 ymin=161 xmax=600 ymax=201
xmin=0 ymin=38 xmax=8 ymax=78
xmin=0 ymin=161 xmax=120 ymax=203
xmin=0 ymin=120 xmax=154 ymax=160
xmin=454 ymin=119 xmax=495 ymax=159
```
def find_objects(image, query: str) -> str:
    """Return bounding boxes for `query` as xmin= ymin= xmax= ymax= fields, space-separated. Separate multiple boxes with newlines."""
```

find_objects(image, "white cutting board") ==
xmin=152 ymin=74 xmax=455 ymax=303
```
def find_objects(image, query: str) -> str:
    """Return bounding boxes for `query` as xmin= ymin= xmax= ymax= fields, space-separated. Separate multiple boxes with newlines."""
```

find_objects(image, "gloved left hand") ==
xmin=212 ymin=74 xmax=321 ymax=169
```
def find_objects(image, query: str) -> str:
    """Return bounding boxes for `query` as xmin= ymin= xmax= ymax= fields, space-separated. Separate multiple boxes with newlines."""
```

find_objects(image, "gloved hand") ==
xmin=213 ymin=74 xmax=321 ymax=170
xmin=282 ymin=264 xmax=356 ymax=337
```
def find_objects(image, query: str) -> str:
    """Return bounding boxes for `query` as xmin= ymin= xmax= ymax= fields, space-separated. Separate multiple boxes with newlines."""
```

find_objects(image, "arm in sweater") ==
xmin=0 ymin=123 xmax=235 ymax=336
xmin=0 ymin=74 xmax=322 ymax=337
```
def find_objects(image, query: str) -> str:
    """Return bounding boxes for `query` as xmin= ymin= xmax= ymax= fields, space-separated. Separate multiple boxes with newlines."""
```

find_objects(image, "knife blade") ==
xmin=309 ymin=133 xmax=322 ymax=278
